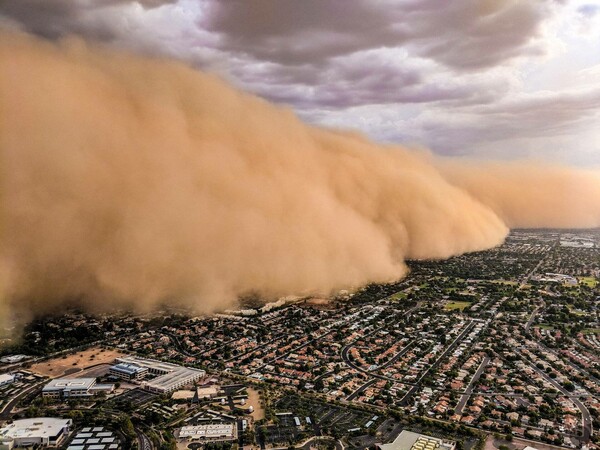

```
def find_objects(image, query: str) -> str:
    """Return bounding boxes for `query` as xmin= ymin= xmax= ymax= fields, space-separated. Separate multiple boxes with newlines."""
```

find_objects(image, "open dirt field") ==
xmin=247 ymin=387 xmax=265 ymax=421
xmin=30 ymin=348 xmax=125 ymax=378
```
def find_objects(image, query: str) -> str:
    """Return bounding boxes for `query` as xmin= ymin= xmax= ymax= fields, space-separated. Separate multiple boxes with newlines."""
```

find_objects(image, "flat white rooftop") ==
xmin=380 ymin=431 xmax=455 ymax=450
xmin=116 ymin=356 xmax=204 ymax=392
xmin=0 ymin=373 xmax=15 ymax=383
xmin=43 ymin=378 xmax=96 ymax=391
xmin=0 ymin=417 xmax=71 ymax=440
xmin=179 ymin=423 xmax=235 ymax=439
xmin=110 ymin=362 xmax=148 ymax=375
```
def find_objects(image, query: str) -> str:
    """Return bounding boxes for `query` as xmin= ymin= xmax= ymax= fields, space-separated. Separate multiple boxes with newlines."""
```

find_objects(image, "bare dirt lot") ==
xmin=30 ymin=348 xmax=125 ymax=378
xmin=247 ymin=387 xmax=265 ymax=421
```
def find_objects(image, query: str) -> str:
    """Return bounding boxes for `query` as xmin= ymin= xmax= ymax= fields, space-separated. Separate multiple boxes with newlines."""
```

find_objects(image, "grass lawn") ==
xmin=582 ymin=328 xmax=600 ymax=335
xmin=491 ymin=280 xmax=519 ymax=286
xmin=567 ymin=305 xmax=586 ymax=316
xmin=444 ymin=301 xmax=472 ymax=311
xmin=387 ymin=292 xmax=407 ymax=301
xmin=578 ymin=277 xmax=598 ymax=288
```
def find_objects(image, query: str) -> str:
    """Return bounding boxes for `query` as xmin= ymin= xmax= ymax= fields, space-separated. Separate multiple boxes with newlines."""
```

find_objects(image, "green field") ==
xmin=567 ymin=305 xmax=586 ymax=316
xmin=578 ymin=277 xmax=598 ymax=288
xmin=387 ymin=292 xmax=407 ymax=301
xmin=582 ymin=328 xmax=600 ymax=335
xmin=491 ymin=280 xmax=519 ymax=286
xmin=444 ymin=301 xmax=472 ymax=311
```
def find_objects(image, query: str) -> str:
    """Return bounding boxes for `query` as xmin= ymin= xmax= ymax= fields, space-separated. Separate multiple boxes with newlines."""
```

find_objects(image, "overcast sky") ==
xmin=2 ymin=0 xmax=600 ymax=165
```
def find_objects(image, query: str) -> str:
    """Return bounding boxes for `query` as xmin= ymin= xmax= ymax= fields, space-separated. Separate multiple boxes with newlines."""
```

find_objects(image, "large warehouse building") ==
xmin=113 ymin=356 xmax=204 ymax=394
xmin=177 ymin=423 xmax=237 ymax=443
xmin=378 ymin=431 xmax=456 ymax=450
xmin=0 ymin=418 xmax=72 ymax=448
xmin=0 ymin=374 xmax=15 ymax=387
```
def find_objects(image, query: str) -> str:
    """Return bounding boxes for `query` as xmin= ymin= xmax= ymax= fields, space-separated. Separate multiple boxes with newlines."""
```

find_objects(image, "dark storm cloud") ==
xmin=202 ymin=0 xmax=408 ymax=65
xmin=204 ymin=0 xmax=556 ymax=70
xmin=0 ymin=0 xmax=175 ymax=39
xmin=2 ymin=0 xmax=556 ymax=71
xmin=0 ymin=0 xmax=561 ymax=103
xmin=400 ymin=0 xmax=553 ymax=69
xmin=196 ymin=0 xmax=565 ymax=116
xmin=1 ymin=0 xmax=596 ymax=164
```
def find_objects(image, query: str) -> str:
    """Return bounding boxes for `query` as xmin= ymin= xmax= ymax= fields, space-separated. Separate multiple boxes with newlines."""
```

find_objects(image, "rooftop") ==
xmin=43 ymin=378 xmax=96 ymax=392
xmin=0 ymin=417 xmax=71 ymax=440
xmin=179 ymin=423 xmax=236 ymax=439
xmin=380 ymin=431 xmax=455 ymax=450
xmin=110 ymin=362 xmax=147 ymax=375
xmin=0 ymin=373 xmax=15 ymax=383
xmin=116 ymin=356 xmax=204 ymax=391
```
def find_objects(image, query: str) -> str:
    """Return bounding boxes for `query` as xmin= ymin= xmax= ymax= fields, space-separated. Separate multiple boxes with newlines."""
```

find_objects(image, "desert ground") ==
xmin=30 ymin=347 xmax=125 ymax=378
xmin=246 ymin=387 xmax=266 ymax=421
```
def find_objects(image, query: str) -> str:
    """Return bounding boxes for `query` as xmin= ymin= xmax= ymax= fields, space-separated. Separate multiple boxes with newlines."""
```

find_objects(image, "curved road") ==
xmin=528 ymin=362 xmax=592 ymax=443
xmin=136 ymin=429 xmax=153 ymax=450
xmin=0 ymin=381 xmax=46 ymax=420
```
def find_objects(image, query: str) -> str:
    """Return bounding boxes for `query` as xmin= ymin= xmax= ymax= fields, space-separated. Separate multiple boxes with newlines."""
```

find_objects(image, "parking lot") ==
xmin=106 ymin=387 xmax=157 ymax=410
xmin=275 ymin=395 xmax=383 ymax=436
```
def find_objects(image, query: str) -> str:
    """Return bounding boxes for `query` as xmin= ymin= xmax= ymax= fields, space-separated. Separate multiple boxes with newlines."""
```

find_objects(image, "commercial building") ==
xmin=0 ymin=355 xmax=29 ymax=364
xmin=42 ymin=378 xmax=114 ymax=399
xmin=108 ymin=362 xmax=148 ymax=381
xmin=177 ymin=423 xmax=236 ymax=442
xmin=114 ymin=356 xmax=205 ymax=394
xmin=0 ymin=374 xmax=15 ymax=387
xmin=379 ymin=431 xmax=456 ymax=450
xmin=0 ymin=418 xmax=72 ymax=448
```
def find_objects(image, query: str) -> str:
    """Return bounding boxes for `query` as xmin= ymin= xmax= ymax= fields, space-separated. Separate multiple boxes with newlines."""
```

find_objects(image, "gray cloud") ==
xmin=0 ymin=0 xmax=175 ymax=40
xmin=443 ymin=91 xmax=600 ymax=156
xmin=0 ymin=0 xmax=598 ymax=165
xmin=202 ymin=0 xmax=408 ymax=64
xmin=401 ymin=0 xmax=554 ymax=69
xmin=203 ymin=0 xmax=556 ymax=70
xmin=1 ymin=0 xmax=557 ymax=70
xmin=230 ymin=51 xmax=478 ymax=110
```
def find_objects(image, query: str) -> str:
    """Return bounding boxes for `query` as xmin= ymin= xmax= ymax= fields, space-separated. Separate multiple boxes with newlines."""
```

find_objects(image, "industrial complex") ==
xmin=177 ymin=423 xmax=237 ymax=443
xmin=379 ymin=431 xmax=456 ymax=450
xmin=112 ymin=356 xmax=205 ymax=394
